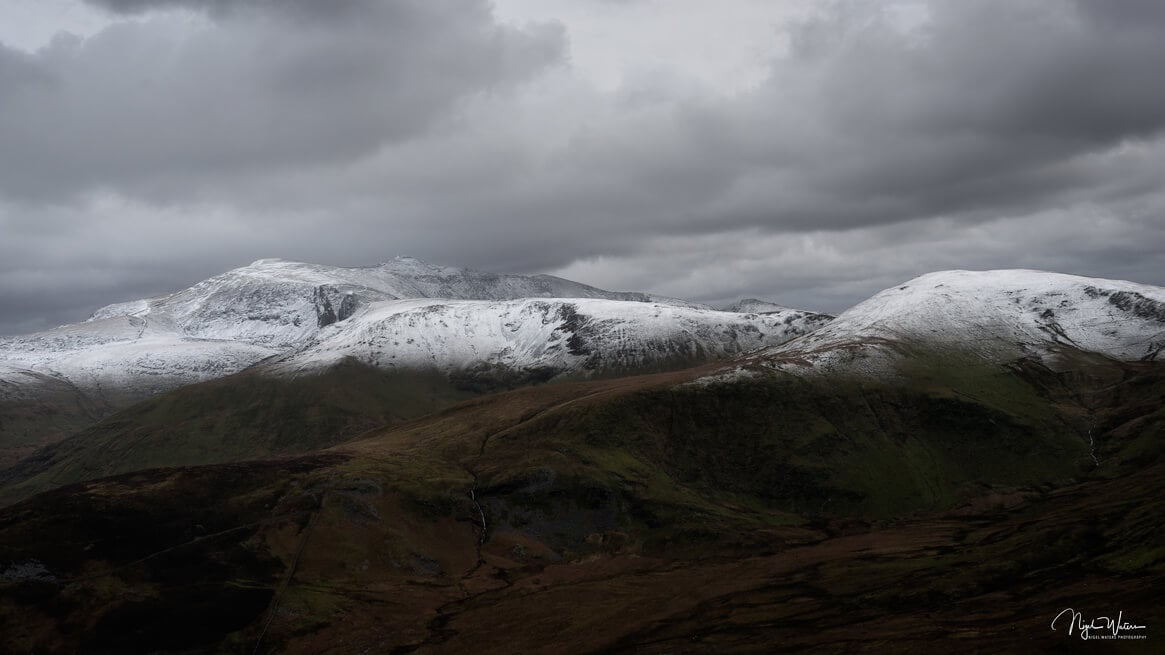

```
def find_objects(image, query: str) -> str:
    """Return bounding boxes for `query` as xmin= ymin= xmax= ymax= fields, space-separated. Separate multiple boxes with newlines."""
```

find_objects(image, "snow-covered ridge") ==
xmin=266 ymin=297 xmax=831 ymax=378
xmin=0 ymin=315 xmax=278 ymax=399
xmin=1 ymin=257 xmax=822 ymax=422
xmin=759 ymin=269 xmax=1165 ymax=375
xmin=85 ymin=257 xmax=700 ymax=348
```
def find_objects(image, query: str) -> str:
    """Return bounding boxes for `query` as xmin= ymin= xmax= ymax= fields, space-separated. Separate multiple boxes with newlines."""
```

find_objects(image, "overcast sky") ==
xmin=1 ymin=0 xmax=1163 ymax=334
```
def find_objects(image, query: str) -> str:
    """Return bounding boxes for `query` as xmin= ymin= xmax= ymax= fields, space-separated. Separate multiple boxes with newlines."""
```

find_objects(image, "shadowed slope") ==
xmin=0 ymin=360 xmax=477 ymax=507
xmin=0 ymin=351 xmax=1160 ymax=653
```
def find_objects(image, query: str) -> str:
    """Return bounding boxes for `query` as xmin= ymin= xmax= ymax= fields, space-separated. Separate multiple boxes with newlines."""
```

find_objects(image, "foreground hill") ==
xmin=0 ymin=342 xmax=1160 ymax=653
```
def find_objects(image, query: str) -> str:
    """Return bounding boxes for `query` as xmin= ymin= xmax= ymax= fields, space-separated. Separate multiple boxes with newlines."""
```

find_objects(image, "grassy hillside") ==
xmin=0 ymin=349 xmax=781 ymax=507
xmin=0 ymin=372 xmax=108 ymax=469
xmin=0 ymin=346 xmax=1160 ymax=652
xmin=5 ymin=343 xmax=1162 ymax=517
xmin=446 ymin=346 xmax=1161 ymax=524
xmin=0 ymin=360 xmax=475 ymax=507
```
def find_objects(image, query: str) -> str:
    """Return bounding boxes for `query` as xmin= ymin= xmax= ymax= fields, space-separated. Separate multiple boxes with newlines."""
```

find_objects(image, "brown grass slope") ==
xmin=0 ymin=351 xmax=1161 ymax=653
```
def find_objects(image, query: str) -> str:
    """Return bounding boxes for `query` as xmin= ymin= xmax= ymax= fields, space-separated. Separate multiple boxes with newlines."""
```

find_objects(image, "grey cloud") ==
xmin=1 ymin=0 xmax=1164 ymax=335
xmin=367 ymin=0 xmax=1165 ymax=251
xmin=87 ymin=0 xmax=415 ymax=22
xmin=552 ymin=197 xmax=1165 ymax=317
xmin=0 ymin=0 xmax=563 ymax=200
xmin=1072 ymin=0 xmax=1165 ymax=29
xmin=709 ymin=0 xmax=1165 ymax=230
xmin=0 ymin=264 xmax=174 ymax=334
xmin=0 ymin=44 xmax=48 ymax=91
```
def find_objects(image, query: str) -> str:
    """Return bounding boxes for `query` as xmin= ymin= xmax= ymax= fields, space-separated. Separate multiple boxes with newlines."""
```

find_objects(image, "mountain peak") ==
xmin=376 ymin=255 xmax=451 ymax=274
xmin=758 ymin=268 xmax=1165 ymax=374
xmin=246 ymin=257 xmax=294 ymax=268
xmin=722 ymin=298 xmax=806 ymax=314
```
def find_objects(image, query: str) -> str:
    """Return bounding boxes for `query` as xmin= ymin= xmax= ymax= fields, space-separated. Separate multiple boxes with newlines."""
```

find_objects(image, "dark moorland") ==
xmin=1 ymin=348 xmax=1161 ymax=653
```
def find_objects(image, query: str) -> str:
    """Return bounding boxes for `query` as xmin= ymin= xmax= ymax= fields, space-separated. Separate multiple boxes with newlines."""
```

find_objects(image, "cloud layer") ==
xmin=1 ymin=0 xmax=1163 ymax=334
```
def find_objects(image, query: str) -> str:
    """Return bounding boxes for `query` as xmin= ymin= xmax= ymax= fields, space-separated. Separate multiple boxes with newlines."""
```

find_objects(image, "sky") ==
xmin=1 ymin=0 xmax=1163 ymax=335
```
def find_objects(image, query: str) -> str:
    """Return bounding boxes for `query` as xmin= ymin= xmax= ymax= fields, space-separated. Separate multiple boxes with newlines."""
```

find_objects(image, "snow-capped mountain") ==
xmin=757 ymin=270 xmax=1165 ymax=376
xmin=0 ymin=257 xmax=827 ymax=451
xmin=0 ymin=257 xmax=719 ymax=394
xmin=87 ymin=257 xmax=702 ymax=349
xmin=0 ymin=315 xmax=276 ymax=399
xmin=266 ymin=297 xmax=831 ymax=379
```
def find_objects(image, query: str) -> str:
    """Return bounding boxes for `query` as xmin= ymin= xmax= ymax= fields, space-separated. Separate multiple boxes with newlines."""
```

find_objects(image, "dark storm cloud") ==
xmin=0 ymin=0 xmax=565 ymax=333
xmin=488 ymin=0 xmax=1165 ymax=303
xmin=0 ymin=0 xmax=563 ymax=199
xmin=1073 ymin=0 xmax=1165 ymax=28
xmin=498 ymin=0 xmax=1165 ymax=240
xmin=349 ymin=0 xmax=1165 ymax=265
xmin=0 ymin=262 xmax=174 ymax=334
xmin=692 ymin=0 xmax=1165 ymax=231
xmin=1 ymin=0 xmax=1164 ymax=335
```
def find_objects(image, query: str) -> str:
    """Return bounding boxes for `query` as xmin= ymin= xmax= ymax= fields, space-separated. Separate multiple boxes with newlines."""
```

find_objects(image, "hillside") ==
xmin=0 ymin=342 xmax=1160 ymax=653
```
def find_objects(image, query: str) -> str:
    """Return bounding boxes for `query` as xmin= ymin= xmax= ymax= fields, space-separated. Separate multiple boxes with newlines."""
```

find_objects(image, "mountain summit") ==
xmin=86 ymin=257 xmax=693 ymax=348
xmin=756 ymin=269 xmax=1165 ymax=376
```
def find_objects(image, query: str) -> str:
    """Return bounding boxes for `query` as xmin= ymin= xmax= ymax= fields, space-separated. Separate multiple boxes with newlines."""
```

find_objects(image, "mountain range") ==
xmin=0 ymin=260 xmax=1161 ymax=654
xmin=0 ymin=257 xmax=830 ymax=467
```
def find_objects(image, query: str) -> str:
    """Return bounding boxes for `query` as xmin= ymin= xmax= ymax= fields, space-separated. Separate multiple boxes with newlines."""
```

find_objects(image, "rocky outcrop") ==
xmin=314 ymin=286 xmax=361 ymax=328
xmin=338 ymin=292 xmax=359 ymax=322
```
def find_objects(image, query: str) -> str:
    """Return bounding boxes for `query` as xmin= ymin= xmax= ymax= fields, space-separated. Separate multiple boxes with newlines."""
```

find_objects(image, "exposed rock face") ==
xmin=314 ymin=286 xmax=339 ymax=328
xmin=314 ymin=286 xmax=363 ymax=329
xmin=338 ymin=292 xmax=359 ymax=322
